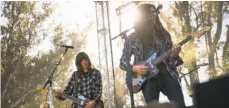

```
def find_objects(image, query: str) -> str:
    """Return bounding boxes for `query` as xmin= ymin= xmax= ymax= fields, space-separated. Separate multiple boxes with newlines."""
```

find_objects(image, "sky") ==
xmin=1 ymin=1 xmax=228 ymax=107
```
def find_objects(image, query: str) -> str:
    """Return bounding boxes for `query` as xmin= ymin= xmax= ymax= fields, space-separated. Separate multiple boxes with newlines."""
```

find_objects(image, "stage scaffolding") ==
xmin=94 ymin=1 xmax=113 ymax=108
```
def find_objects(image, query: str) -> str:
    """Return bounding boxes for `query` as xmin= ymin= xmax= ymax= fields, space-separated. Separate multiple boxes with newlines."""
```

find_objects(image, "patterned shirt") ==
xmin=57 ymin=69 xmax=102 ymax=108
xmin=119 ymin=32 xmax=184 ymax=82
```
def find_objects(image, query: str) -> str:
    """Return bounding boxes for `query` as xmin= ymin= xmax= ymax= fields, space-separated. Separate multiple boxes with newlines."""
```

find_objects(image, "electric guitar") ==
xmin=36 ymin=84 xmax=104 ymax=108
xmin=131 ymin=26 xmax=211 ymax=93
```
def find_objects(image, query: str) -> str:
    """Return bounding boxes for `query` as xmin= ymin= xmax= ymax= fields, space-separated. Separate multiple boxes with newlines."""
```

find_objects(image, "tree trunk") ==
xmin=1 ymin=1 xmax=16 ymax=98
xmin=185 ymin=1 xmax=200 ymax=98
xmin=222 ymin=26 xmax=229 ymax=73
xmin=173 ymin=1 xmax=200 ymax=102
xmin=206 ymin=2 xmax=223 ymax=77
xmin=9 ymin=89 xmax=37 ymax=108
xmin=206 ymin=2 xmax=215 ymax=77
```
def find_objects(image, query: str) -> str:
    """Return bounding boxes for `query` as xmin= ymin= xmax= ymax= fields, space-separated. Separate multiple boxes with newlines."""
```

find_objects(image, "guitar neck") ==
xmin=61 ymin=93 xmax=82 ymax=104
xmin=153 ymin=36 xmax=193 ymax=64
xmin=36 ymin=84 xmax=88 ymax=105
xmin=179 ymin=36 xmax=193 ymax=46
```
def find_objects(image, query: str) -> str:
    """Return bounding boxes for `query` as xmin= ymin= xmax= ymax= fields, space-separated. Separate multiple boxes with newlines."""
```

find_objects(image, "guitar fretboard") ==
xmin=152 ymin=36 xmax=193 ymax=64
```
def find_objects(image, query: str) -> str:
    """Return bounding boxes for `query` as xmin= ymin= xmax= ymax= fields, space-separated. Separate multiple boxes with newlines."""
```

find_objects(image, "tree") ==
xmin=170 ymin=2 xmax=201 ymax=102
xmin=1 ymin=1 xmax=89 ymax=107
xmin=1 ymin=1 xmax=54 ymax=107
xmin=204 ymin=2 xmax=224 ymax=77
xmin=222 ymin=25 xmax=229 ymax=73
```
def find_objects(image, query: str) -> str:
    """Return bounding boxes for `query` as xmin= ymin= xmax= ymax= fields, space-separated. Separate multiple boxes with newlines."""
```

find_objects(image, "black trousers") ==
xmin=142 ymin=69 xmax=186 ymax=108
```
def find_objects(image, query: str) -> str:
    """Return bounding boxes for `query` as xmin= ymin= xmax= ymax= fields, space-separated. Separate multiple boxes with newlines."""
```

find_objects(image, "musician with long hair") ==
xmin=120 ymin=4 xmax=186 ymax=107
xmin=56 ymin=52 xmax=103 ymax=108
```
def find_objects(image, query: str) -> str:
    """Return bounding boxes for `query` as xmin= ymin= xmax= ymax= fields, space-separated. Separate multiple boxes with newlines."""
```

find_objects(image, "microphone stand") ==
xmin=180 ymin=65 xmax=201 ymax=79
xmin=179 ymin=66 xmax=201 ymax=108
xmin=43 ymin=48 xmax=69 ymax=108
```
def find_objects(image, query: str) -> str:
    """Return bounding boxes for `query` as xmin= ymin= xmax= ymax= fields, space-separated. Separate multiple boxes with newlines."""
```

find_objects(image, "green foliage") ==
xmin=1 ymin=1 xmax=87 ymax=108
xmin=170 ymin=1 xmax=229 ymax=96
xmin=1 ymin=1 xmax=54 ymax=107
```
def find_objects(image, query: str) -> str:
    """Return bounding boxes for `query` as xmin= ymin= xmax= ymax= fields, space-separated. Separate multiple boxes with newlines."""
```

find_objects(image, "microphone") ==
xmin=112 ymin=28 xmax=132 ymax=40
xmin=119 ymin=28 xmax=132 ymax=36
xmin=197 ymin=63 xmax=209 ymax=67
xmin=61 ymin=45 xmax=75 ymax=49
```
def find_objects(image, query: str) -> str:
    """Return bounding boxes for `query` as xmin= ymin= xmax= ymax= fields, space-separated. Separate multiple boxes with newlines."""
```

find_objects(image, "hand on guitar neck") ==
xmin=171 ymin=44 xmax=181 ymax=58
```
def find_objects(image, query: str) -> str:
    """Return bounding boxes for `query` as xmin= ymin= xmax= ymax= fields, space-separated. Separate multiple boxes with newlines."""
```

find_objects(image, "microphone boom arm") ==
xmin=180 ymin=63 xmax=208 ymax=79
xmin=42 ymin=47 xmax=69 ymax=108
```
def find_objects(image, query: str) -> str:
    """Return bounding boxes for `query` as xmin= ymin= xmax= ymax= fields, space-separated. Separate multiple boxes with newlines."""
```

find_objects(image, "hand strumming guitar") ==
xmin=55 ymin=90 xmax=61 ymax=97
xmin=132 ymin=65 xmax=149 ymax=76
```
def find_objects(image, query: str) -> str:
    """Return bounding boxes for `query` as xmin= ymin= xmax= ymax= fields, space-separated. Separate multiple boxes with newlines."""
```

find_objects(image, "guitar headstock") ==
xmin=189 ymin=26 xmax=211 ymax=38
xmin=36 ymin=84 xmax=59 ymax=96
xmin=36 ymin=84 xmax=47 ymax=91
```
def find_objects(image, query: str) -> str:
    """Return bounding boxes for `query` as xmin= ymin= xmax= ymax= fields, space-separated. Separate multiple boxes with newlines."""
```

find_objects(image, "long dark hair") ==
xmin=75 ymin=52 xmax=93 ymax=76
xmin=134 ymin=4 xmax=171 ymax=51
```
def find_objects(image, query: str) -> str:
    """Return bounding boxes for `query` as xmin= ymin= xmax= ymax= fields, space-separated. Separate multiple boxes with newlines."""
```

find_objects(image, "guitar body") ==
xmin=76 ymin=94 xmax=88 ymax=108
xmin=76 ymin=100 xmax=104 ymax=108
xmin=75 ymin=100 xmax=104 ymax=108
xmin=131 ymin=52 xmax=159 ymax=93
xmin=77 ymin=94 xmax=104 ymax=108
